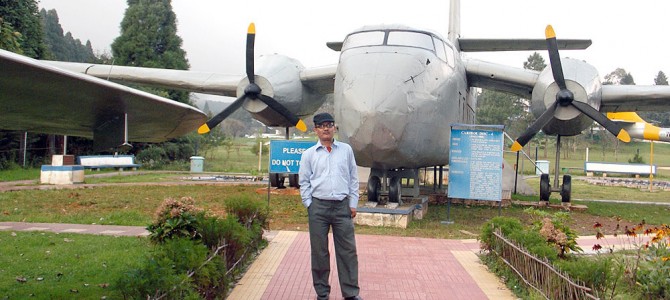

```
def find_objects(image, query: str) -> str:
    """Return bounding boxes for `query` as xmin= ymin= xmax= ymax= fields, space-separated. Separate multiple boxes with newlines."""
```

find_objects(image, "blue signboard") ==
xmin=447 ymin=124 xmax=504 ymax=201
xmin=269 ymin=140 xmax=315 ymax=174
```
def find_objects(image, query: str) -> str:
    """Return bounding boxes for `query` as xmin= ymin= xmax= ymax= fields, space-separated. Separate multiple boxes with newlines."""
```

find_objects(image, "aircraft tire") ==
xmin=270 ymin=173 xmax=286 ymax=189
xmin=540 ymin=174 xmax=550 ymax=201
xmin=367 ymin=175 xmax=381 ymax=202
xmin=389 ymin=176 xmax=402 ymax=203
xmin=561 ymin=175 xmax=571 ymax=202
xmin=288 ymin=174 xmax=299 ymax=188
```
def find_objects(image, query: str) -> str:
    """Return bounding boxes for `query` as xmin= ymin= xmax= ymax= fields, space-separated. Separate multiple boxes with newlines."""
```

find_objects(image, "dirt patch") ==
xmin=566 ymin=213 xmax=641 ymax=236
xmin=255 ymin=187 xmax=301 ymax=195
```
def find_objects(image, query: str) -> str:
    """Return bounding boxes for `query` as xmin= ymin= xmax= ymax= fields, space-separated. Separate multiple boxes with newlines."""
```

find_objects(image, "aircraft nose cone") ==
xmin=336 ymin=72 xmax=411 ymax=168
xmin=334 ymin=51 xmax=439 ymax=169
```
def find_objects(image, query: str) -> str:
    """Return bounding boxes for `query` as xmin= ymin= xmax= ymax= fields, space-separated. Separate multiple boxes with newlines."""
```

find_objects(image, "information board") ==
xmin=447 ymin=125 xmax=504 ymax=201
xmin=269 ymin=140 xmax=315 ymax=174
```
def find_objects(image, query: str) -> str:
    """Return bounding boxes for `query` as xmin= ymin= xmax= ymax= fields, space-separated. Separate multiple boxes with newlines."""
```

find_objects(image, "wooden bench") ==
xmin=584 ymin=161 xmax=656 ymax=177
xmin=77 ymin=155 xmax=141 ymax=171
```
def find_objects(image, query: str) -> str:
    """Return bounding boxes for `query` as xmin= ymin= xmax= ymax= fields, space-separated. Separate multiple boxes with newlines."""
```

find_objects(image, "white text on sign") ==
xmin=282 ymin=148 xmax=306 ymax=154
xmin=271 ymin=159 xmax=301 ymax=167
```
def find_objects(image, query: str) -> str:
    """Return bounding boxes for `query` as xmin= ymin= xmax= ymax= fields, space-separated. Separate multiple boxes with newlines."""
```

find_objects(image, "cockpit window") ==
xmin=387 ymin=31 xmax=434 ymax=51
xmin=341 ymin=30 xmax=438 ymax=53
xmin=342 ymin=31 xmax=385 ymax=50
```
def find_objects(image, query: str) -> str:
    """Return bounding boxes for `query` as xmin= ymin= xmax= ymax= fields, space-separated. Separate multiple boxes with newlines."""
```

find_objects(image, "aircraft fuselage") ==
xmin=334 ymin=25 xmax=474 ymax=170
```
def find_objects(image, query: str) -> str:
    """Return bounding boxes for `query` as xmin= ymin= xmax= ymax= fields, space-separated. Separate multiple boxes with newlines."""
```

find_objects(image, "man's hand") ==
xmin=350 ymin=208 xmax=357 ymax=218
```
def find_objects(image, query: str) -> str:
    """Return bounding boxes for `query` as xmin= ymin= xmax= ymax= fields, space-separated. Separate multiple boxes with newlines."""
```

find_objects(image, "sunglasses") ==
xmin=315 ymin=122 xmax=335 ymax=129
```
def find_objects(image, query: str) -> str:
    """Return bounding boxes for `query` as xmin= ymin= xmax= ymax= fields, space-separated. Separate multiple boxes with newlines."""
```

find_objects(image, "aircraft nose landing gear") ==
xmin=538 ymin=136 xmax=572 ymax=205
xmin=538 ymin=173 xmax=572 ymax=204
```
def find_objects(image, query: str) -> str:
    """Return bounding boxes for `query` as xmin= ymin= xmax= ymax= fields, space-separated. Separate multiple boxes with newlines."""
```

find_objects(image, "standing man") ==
xmin=299 ymin=112 xmax=362 ymax=300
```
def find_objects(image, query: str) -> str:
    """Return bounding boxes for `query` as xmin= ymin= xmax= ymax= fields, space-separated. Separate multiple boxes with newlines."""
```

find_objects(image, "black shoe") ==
xmin=344 ymin=296 xmax=362 ymax=300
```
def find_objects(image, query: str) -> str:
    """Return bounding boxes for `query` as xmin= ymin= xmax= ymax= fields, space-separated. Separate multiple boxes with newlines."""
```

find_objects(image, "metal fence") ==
xmin=491 ymin=229 xmax=599 ymax=300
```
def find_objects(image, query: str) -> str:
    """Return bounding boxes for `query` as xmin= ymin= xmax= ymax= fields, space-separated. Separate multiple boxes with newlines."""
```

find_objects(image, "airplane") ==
xmin=608 ymin=112 xmax=670 ymax=143
xmin=4 ymin=0 xmax=670 ymax=203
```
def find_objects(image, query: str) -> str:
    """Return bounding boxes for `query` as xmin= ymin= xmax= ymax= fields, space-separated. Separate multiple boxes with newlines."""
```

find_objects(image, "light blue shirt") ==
xmin=299 ymin=139 xmax=359 ymax=208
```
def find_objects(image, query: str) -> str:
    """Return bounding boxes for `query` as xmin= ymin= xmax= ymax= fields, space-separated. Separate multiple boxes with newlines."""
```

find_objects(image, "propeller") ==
xmin=198 ymin=23 xmax=307 ymax=134
xmin=510 ymin=25 xmax=630 ymax=152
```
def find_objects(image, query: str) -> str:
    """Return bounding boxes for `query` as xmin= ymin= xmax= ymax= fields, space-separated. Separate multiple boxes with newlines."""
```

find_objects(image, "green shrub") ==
xmin=635 ymin=226 xmax=670 ymax=299
xmin=196 ymin=214 xmax=252 ymax=272
xmin=136 ymin=146 xmax=168 ymax=169
xmin=226 ymin=196 xmax=269 ymax=233
xmin=133 ymin=196 xmax=269 ymax=298
xmin=116 ymin=238 xmax=220 ymax=299
xmin=524 ymin=208 xmax=582 ymax=257
xmin=148 ymin=197 xmax=204 ymax=243
xmin=554 ymin=256 xmax=618 ymax=298
xmin=479 ymin=216 xmax=524 ymax=251
xmin=508 ymin=230 xmax=559 ymax=262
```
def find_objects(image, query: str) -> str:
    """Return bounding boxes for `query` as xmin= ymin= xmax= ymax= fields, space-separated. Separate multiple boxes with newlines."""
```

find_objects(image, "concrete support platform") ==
xmin=40 ymin=165 xmax=84 ymax=185
xmin=355 ymin=197 xmax=428 ymax=228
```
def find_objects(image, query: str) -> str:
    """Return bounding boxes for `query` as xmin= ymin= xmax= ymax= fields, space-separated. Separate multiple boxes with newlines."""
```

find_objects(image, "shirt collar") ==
xmin=316 ymin=139 xmax=339 ymax=150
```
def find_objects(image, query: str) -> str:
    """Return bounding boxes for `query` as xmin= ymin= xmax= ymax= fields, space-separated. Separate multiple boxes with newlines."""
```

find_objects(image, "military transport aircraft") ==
xmin=3 ymin=0 xmax=670 ymax=203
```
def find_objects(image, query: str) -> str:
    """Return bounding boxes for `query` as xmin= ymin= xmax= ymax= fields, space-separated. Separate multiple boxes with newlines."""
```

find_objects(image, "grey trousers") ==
xmin=308 ymin=197 xmax=359 ymax=299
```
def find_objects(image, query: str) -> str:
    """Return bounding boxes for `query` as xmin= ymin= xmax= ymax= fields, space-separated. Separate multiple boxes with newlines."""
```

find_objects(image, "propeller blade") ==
xmin=246 ymin=23 xmax=256 ymax=84
xmin=571 ymin=101 xmax=631 ymax=142
xmin=198 ymin=95 xmax=246 ymax=134
xmin=545 ymin=25 xmax=567 ymax=90
xmin=511 ymin=102 xmax=558 ymax=152
xmin=257 ymin=94 xmax=307 ymax=132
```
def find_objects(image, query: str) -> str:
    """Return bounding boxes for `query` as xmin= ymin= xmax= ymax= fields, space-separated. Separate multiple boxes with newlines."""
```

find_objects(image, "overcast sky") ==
xmin=39 ymin=0 xmax=670 ymax=86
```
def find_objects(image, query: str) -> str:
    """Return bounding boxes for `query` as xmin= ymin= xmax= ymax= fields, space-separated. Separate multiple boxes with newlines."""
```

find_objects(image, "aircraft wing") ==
xmin=458 ymin=39 xmax=591 ymax=52
xmin=601 ymin=85 xmax=670 ymax=112
xmin=0 ymin=49 xmax=207 ymax=148
xmin=465 ymin=58 xmax=670 ymax=114
xmin=299 ymin=64 xmax=337 ymax=95
xmin=43 ymin=61 xmax=337 ymax=110
xmin=42 ymin=60 xmax=243 ymax=97
xmin=463 ymin=58 xmax=540 ymax=99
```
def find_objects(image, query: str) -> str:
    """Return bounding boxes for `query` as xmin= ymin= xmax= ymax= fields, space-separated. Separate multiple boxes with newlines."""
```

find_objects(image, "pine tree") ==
xmin=112 ymin=0 xmax=190 ymax=104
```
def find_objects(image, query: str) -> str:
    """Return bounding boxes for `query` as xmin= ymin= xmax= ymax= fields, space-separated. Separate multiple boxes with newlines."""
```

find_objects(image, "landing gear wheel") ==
xmin=288 ymin=174 xmax=299 ymax=188
xmin=389 ymin=176 xmax=402 ymax=203
xmin=561 ymin=175 xmax=571 ymax=202
xmin=540 ymin=174 xmax=550 ymax=201
xmin=367 ymin=175 xmax=381 ymax=202
xmin=270 ymin=173 xmax=286 ymax=189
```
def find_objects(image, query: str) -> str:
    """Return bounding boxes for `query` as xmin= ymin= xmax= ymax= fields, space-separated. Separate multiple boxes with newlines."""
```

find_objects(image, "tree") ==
xmin=0 ymin=0 xmax=52 ymax=169
xmin=0 ymin=0 xmax=47 ymax=58
xmin=639 ymin=71 xmax=670 ymax=126
xmin=654 ymin=70 xmax=668 ymax=85
xmin=523 ymin=52 xmax=546 ymax=71
xmin=222 ymin=119 xmax=248 ymax=138
xmin=41 ymin=9 xmax=96 ymax=62
xmin=0 ymin=17 xmax=22 ymax=53
xmin=112 ymin=0 xmax=190 ymax=104
xmin=602 ymin=68 xmax=637 ymax=159
xmin=603 ymin=68 xmax=635 ymax=85
xmin=476 ymin=53 xmax=546 ymax=152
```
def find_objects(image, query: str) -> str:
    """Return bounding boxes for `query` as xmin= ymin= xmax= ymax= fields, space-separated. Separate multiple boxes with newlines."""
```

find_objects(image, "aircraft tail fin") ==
xmin=607 ymin=112 xmax=646 ymax=123
xmin=448 ymin=0 xmax=461 ymax=46
xmin=608 ymin=112 xmax=670 ymax=142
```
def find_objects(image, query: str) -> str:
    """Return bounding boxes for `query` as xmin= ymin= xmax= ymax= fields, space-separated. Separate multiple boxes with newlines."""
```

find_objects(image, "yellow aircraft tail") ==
xmin=607 ymin=112 xmax=668 ymax=142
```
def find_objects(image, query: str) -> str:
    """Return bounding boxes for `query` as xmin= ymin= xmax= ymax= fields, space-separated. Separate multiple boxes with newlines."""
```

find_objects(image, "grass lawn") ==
xmin=0 ymin=231 xmax=148 ymax=299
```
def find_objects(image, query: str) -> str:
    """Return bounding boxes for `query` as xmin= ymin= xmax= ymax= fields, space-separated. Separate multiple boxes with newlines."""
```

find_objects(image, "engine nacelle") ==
xmin=531 ymin=58 xmax=602 ymax=136
xmin=238 ymin=54 xmax=324 ymax=127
